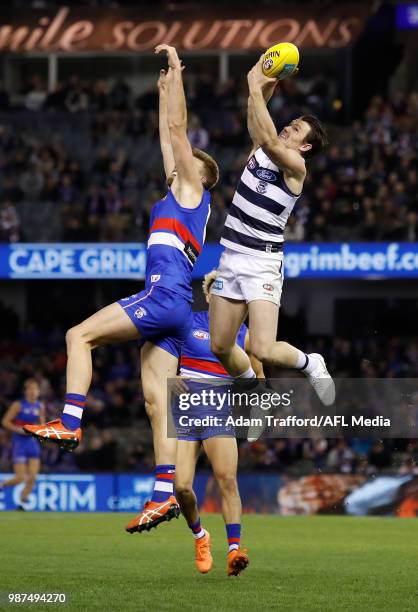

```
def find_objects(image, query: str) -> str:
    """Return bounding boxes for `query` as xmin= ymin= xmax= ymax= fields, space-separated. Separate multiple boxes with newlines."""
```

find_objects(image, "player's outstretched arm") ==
xmin=247 ymin=59 xmax=305 ymax=178
xmin=155 ymin=44 xmax=203 ymax=204
xmin=1 ymin=401 xmax=25 ymax=434
xmin=247 ymin=79 xmax=277 ymax=156
xmin=158 ymin=68 xmax=175 ymax=179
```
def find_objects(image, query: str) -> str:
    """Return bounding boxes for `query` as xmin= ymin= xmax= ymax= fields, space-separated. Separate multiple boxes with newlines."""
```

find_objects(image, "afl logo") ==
xmin=134 ymin=307 xmax=147 ymax=319
xmin=256 ymin=169 xmax=276 ymax=182
xmin=263 ymin=59 xmax=274 ymax=71
xmin=263 ymin=283 xmax=274 ymax=292
xmin=193 ymin=330 xmax=210 ymax=340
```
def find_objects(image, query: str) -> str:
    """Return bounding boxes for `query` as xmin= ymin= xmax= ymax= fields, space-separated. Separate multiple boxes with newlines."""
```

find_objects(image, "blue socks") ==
xmin=62 ymin=393 xmax=86 ymax=430
xmin=151 ymin=465 xmax=175 ymax=503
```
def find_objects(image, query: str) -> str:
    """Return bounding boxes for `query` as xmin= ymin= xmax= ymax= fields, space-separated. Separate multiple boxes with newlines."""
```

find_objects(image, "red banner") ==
xmin=0 ymin=5 xmax=369 ymax=53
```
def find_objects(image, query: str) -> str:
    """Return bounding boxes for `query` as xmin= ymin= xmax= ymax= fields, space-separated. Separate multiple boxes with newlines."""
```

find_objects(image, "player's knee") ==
xmin=251 ymin=342 xmax=273 ymax=364
xmin=66 ymin=324 xmax=89 ymax=347
xmin=210 ymin=337 xmax=233 ymax=357
xmin=216 ymin=473 xmax=238 ymax=495
xmin=174 ymin=479 xmax=194 ymax=500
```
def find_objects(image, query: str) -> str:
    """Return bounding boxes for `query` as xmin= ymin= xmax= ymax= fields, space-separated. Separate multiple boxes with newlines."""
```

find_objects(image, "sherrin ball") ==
xmin=262 ymin=42 xmax=299 ymax=80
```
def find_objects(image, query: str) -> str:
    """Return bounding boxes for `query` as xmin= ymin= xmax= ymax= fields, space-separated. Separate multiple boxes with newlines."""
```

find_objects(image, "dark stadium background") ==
xmin=0 ymin=0 xmax=417 ymax=516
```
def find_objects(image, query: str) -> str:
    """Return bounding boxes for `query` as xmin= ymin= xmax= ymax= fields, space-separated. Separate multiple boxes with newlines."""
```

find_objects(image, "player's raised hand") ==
xmin=155 ymin=44 xmax=183 ymax=71
xmin=157 ymin=68 xmax=174 ymax=91
xmin=247 ymin=56 xmax=276 ymax=91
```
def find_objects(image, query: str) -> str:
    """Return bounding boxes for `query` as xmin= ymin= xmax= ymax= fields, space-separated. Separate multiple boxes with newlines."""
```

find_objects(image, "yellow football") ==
xmin=262 ymin=42 xmax=299 ymax=80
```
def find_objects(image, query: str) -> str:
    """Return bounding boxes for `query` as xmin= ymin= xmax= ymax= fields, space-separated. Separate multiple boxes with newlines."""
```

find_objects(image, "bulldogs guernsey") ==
xmin=12 ymin=398 xmax=42 ymax=463
xmin=146 ymin=188 xmax=211 ymax=300
xmin=13 ymin=399 xmax=42 ymax=437
xmin=221 ymin=147 xmax=302 ymax=258
xmin=180 ymin=311 xmax=247 ymax=379
xmin=119 ymin=187 xmax=211 ymax=358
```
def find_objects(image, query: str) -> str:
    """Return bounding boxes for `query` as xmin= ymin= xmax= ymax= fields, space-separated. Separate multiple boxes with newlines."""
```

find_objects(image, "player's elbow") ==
xmin=168 ymin=121 xmax=187 ymax=133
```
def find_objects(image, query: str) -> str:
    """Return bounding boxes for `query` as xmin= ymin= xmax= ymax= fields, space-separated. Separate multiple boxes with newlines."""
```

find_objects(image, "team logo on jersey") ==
xmin=184 ymin=241 xmax=199 ymax=265
xmin=134 ymin=307 xmax=147 ymax=319
xmin=193 ymin=330 xmax=210 ymax=340
xmin=263 ymin=283 xmax=274 ymax=292
xmin=256 ymin=169 xmax=276 ymax=182
xmin=256 ymin=181 xmax=267 ymax=194
xmin=151 ymin=275 xmax=160 ymax=283
xmin=247 ymin=156 xmax=257 ymax=170
xmin=213 ymin=279 xmax=223 ymax=290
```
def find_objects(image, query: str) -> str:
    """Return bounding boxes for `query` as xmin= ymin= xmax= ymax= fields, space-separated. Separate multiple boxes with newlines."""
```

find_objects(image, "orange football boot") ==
xmin=227 ymin=548 xmax=249 ymax=576
xmin=23 ymin=419 xmax=81 ymax=451
xmin=194 ymin=530 xmax=213 ymax=574
xmin=125 ymin=495 xmax=180 ymax=533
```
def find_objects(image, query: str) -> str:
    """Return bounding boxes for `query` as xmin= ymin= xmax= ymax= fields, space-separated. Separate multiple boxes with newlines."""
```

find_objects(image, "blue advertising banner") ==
xmin=0 ymin=472 xmax=282 ymax=513
xmin=0 ymin=242 xmax=418 ymax=280
xmin=0 ymin=243 xmax=147 ymax=279
xmin=396 ymin=4 xmax=418 ymax=29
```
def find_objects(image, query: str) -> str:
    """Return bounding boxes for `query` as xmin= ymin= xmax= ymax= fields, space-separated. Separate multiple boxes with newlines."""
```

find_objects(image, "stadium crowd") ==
xmin=0 ymin=308 xmax=416 ymax=475
xmin=0 ymin=73 xmax=417 ymax=244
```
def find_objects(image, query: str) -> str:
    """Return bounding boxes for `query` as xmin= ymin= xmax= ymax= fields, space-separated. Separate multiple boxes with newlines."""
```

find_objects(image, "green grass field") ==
xmin=0 ymin=513 xmax=417 ymax=611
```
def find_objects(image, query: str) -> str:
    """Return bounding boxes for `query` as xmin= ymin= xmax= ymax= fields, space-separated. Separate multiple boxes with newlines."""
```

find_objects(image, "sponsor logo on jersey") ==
xmin=193 ymin=330 xmax=210 ymax=340
xmin=263 ymin=283 xmax=274 ymax=292
xmin=247 ymin=156 xmax=257 ymax=170
xmin=256 ymin=181 xmax=267 ymax=194
xmin=184 ymin=240 xmax=199 ymax=265
xmin=213 ymin=279 xmax=223 ymax=290
xmin=256 ymin=168 xmax=277 ymax=182
xmin=134 ymin=307 xmax=147 ymax=319
xmin=151 ymin=274 xmax=160 ymax=283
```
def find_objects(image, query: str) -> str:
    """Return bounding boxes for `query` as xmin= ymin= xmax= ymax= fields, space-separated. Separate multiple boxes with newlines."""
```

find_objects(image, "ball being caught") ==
xmin=262 ymin=42 xmax=299 ymax=80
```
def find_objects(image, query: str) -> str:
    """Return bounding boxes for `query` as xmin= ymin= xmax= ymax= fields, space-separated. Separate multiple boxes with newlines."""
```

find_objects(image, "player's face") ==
xmin=279 ymin=119 xmax=312 ymax=154
xmin=25 ymin=381 xmax=40 ymax=401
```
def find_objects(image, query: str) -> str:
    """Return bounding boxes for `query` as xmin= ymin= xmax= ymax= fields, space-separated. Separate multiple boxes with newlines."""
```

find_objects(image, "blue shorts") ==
xmin=12 ymin=435 xmax=41 ymax=464
xmin=118 ymin=286 xmax=193 ymax=359
xmin=171 ymin=382 xmax=235 ymax=441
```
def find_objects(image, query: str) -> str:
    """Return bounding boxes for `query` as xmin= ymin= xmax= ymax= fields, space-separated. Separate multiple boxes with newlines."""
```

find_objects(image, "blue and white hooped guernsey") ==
xmin=221 ymin=147 xmax=302 ymax=259
xmin=146 ymin=188 xmax=211 ymax=302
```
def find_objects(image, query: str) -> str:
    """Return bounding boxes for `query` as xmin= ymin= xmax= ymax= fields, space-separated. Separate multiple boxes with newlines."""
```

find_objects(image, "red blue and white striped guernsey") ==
xmin=180 ymin=311 xmax=247 ymax=379
xmin=146 ymin=188 xmax=211 ymax=302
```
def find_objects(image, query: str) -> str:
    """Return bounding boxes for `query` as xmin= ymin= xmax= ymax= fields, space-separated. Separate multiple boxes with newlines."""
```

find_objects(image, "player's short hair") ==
xmin=24 ymin=378 xmax=38 ymax=389
xmin=202 ymin=269 xmax=218 ymax=296
xmin=300 ymin=115 xmax=328 ymax=158
xmin=192 ymin=148 xmax=219 ymax=190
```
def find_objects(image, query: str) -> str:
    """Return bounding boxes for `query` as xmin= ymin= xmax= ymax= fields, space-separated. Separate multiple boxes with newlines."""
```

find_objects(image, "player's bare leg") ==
xmin=248 ymin=300 xmax=335 ymax=405
xmin=204 ymin=437 xmax=249 ymax=576
xmin=20 ymin=458 xmax=40 ymax=503
xmin=1 ymin=463 xmax=26 ymax=489
xmin=65 ymin=303 xmax=139 ymax=394
xmin=125 ymin=343 xmax=180 ymax=534
xmin=175 ymin=440 xmax=213 ymax=574
xmin=24 ymin=303 xmax=140 ymax=449
xmin=209 ymin=295 xmax=252 ymax=377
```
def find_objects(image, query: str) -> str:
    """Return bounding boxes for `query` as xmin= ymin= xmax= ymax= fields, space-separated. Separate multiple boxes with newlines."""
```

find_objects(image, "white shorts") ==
xmin=211 ymin=248 xmax=284 ymax=306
